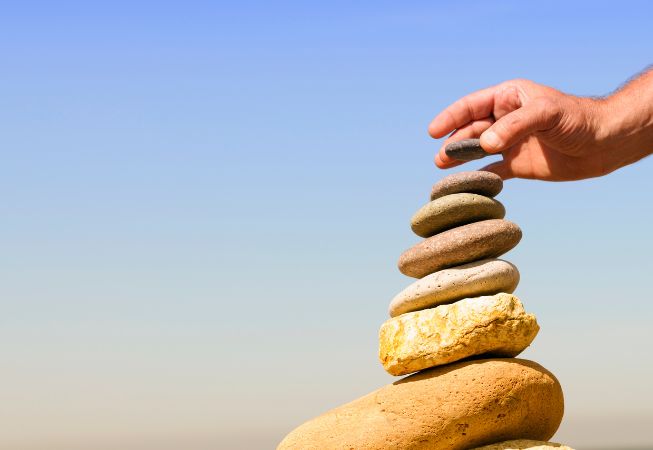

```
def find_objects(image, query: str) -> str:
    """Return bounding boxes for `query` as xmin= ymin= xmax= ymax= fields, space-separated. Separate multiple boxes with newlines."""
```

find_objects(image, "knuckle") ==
xmin=534 ymin=96 xmax=556 ymax=110
xmin=533 ymin=97 xmax=562 ymax=125
xmin=506 ymin=78 xmax=532 ymax=88
xmin=494 ymin=117 xmax=518 ymax=137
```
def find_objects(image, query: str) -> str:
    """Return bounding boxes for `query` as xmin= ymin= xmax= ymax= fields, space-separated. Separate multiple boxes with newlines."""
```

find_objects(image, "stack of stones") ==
xmin=380 ymin=171 xmax=532 ymax=377
xmin=278 ymin=169 xmax=571 ymax=450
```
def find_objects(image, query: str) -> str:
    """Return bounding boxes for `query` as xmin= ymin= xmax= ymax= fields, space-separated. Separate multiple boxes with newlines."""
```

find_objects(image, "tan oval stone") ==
xmin=473 ymin=440 xmax=574 ymax=450
xmin=379 ymin=293 xmax=538 ymax=376
xmin=431 ymin=170 xmax=503 ymax=201
xmin=277 ymin=358 xmax=564 ymax=450
xmin=411 ymin=193 xmax=506 ymax=238
xmin=389 ymin=259 xmax=520 ymax=317
xmin=398 ymin=219 xmax=522 ymax=279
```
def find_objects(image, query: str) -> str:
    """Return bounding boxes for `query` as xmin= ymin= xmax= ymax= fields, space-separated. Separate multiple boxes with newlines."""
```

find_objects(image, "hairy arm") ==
xmin=597 ymin=67 xmax=653 ymax=173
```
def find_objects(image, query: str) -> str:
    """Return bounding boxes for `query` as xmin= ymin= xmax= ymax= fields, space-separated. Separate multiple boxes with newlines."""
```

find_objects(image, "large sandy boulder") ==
xmin=277 ymin=358 xmax=564 ymax=449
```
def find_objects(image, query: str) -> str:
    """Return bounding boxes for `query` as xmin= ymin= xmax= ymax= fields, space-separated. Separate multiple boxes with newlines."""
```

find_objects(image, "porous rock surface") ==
xmin=444 ymin=138 xmax=491 ymax=161
xmin=473 ymin=440 xmax=574 ymax=450
xmin=379 ymin=293 xmax=538 ymax=376
xmin=411 ymin=193 xmax=506 ymax=238
xmin=430 ymin=170 xmax=503 ymax=201
xmin=398 ymin=219 xmax=522 ymax=279
xmin=389 ymin=258 xmax=519 ymax=317
xmin=277 ymin=358 xmax=564 ymax=450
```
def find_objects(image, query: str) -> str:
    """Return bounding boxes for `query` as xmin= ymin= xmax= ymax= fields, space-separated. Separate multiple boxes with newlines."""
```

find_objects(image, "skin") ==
xmin=429 ymin=68 xmax=653 ymax=181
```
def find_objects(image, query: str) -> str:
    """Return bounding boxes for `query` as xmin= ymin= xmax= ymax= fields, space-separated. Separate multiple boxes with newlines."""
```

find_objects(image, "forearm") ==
xmin=597 ymin=68 xmax=653 ymax=173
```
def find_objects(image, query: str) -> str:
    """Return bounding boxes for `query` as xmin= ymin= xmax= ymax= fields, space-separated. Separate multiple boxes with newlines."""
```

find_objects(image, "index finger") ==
xmin=428 ymin=86 xmax=497 ymax=139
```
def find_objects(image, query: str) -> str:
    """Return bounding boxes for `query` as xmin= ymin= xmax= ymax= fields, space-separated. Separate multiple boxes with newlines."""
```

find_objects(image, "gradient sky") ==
xmin=1 ymin=1 xmax=652 ymax=449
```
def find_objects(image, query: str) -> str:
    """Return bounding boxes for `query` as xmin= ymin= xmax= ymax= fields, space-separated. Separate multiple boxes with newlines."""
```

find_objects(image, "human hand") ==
xmin=429 ymin=77 xmax=653 ymax=181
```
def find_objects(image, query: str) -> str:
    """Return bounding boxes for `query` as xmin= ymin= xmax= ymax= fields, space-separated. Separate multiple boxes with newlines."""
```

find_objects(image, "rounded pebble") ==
xmin=445 ymin=138 xmax=491 ymax=161
xmin=389 ymin=258 xmax=519 ymax=317
xmin=398 ymin=219 xmax=522 ymax=279
xmin=411 ymin=193 xmax=506 ymax=238
xmin=431 ymin=171 xmax=503 ymax=201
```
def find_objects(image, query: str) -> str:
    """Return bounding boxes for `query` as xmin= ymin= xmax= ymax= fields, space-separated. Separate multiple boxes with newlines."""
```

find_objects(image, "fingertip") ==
xmin=428 ymin=111 xmax=455 ymax=139
xmin=435 ymin=151 xmax=466 ymax=170
xmin=442 ymin=160 xmax=466 ymax=170
xmin=428 ymin=120 xmax=446 ymax=139
xmin=434 ymin=152 xmax=447 ymax=168
xmin=436 ymin=146 xmax=456 ymax=167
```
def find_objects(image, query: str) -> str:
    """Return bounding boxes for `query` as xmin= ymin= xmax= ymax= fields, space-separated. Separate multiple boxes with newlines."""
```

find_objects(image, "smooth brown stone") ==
xmin=277 ymin=358 xmax=564 ymax=450
xmin=398 ymin=219 xmax=522 ymax=279
xmin=431 ymin=171 xmax=503 ymax=201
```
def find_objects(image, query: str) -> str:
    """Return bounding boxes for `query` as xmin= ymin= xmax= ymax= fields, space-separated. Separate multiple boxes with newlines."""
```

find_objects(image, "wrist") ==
xmin=592 ymin=90 xmax=653 ymax=173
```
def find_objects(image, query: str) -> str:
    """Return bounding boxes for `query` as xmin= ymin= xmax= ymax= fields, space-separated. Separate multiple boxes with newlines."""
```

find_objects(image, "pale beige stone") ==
xmin=473 ymin=440 xmax=574 ymax=450
xmin=389 ymin=258 xmax=520 ymax=317
xmin=277 ymin=358 xmax=564 ymax=450
xmin=379 ymin=293 xmax=538 ymax=376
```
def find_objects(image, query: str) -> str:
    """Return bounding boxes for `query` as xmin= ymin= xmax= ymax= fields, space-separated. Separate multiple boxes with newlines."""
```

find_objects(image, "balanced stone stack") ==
xmin=381 ymin=171 xmax=531 ymax=377
xmin=278 ymin=170 xmax=570 ymax=449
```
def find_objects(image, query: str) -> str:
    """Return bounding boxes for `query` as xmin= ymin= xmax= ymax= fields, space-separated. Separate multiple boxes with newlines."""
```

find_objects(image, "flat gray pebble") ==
xmin=445 ymin=138 xmax=490 ymax=161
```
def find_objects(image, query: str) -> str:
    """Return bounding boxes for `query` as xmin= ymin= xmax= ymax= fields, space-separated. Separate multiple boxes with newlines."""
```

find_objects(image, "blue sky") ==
xmin=1 ymin=1 xmax=652 ymax=448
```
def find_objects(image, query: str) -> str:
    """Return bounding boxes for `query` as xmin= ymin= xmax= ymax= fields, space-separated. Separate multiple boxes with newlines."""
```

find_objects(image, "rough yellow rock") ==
xmin=473 ymin=440 xmax=574 ymax=450
xmin=277 ymin=358 xmax=564 ymax=450
xmin=379 ymin=293 xmax=538 ymax=376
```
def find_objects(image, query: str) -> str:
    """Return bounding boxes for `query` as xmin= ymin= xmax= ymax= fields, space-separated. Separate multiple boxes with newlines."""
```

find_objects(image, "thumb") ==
xmin=480 ymin=97 xmax=562 ymax=152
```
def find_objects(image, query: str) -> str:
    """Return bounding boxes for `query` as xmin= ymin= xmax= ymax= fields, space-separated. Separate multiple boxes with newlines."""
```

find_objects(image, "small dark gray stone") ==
xmin=445 ymin=139 xmax=490 ymax=161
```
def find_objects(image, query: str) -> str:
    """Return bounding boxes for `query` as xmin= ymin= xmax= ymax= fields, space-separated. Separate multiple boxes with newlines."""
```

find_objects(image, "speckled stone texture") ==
xmin=389 ymin=259 xmax=519 ymax=317
xmin=473 ymin=440 xmax=574 ymax=450
xmin=431 ymin=171 xmax=503 ymax=201
xmin=411 ymin=193 xmax=506 ymax=238
xmin=277 ymin=358 xmax=564 ymax=450
xmin=445 ymin=138 xmax=491 ymax=161
xmin=379 ymin=293 xmax=538 ymax=376
xmin=399 ymin=219 xmax=522 ymax=279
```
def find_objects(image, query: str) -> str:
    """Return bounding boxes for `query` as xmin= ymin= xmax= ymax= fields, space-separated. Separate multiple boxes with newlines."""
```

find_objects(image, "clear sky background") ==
xmin=1 ymin=1 xmax=652 ymax=449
